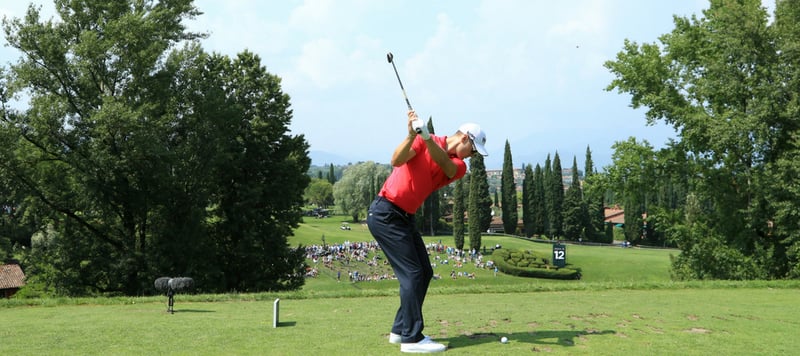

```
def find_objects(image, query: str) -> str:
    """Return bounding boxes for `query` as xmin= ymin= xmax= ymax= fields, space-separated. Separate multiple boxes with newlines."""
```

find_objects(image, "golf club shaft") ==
xmin=387 ymin=52 xmax=413 ymax=111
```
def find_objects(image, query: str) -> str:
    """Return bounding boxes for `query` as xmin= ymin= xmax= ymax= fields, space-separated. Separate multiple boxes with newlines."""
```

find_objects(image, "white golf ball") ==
xmin=500 ymin=337 xmax=508 ymax=343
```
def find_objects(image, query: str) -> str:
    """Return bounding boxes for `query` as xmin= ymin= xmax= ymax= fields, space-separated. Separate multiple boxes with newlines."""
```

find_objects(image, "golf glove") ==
xmin=412 ymin=119 xmax=430 ymax=140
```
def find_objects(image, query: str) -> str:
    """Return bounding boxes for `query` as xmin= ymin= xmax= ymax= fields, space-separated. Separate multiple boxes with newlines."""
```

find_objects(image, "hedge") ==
xmin=491 ymin=248 xmax=582 ymax=280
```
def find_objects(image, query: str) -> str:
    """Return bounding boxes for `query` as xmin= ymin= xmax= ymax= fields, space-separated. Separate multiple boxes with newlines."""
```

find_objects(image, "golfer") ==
xmin=367 ymin=110 xmax=487 ymax=353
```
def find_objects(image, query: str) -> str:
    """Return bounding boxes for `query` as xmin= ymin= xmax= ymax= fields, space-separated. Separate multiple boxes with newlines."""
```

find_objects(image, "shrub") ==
xmin=492 ymin=248 xmax=582 ymax=280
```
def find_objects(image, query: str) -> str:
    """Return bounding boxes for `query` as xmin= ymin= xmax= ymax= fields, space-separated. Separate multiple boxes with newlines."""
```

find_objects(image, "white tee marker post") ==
xmin=273 ymin=298 xmax=280 ymax=328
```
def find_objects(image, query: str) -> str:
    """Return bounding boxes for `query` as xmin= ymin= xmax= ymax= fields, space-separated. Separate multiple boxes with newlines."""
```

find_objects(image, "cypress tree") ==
xmin=584 ymin=146 xmax=603 ymax=241
xmin=501 ymin=140 xmax=518 ymax=235
xmin=522 ymin=164 xmax=534 ymax=237
xmin=453 ymin=176 xmax=466 ymax=250
xmin=549 ymin=152 xmax=564 ymax=239
xmin=328 ymin=163 xmax=336 ymax=184
xmin=550 ymin=152 xmax=564 ymax=238
xmin=533 ymin=164 xmax=546 ymax=236
xmin=562 ymin=156 xmax=586 ymax=241
xmin=542 ymin=155 xmax=552 ymax=237
xmin=468 ymin=154 xmax=492 ymax=250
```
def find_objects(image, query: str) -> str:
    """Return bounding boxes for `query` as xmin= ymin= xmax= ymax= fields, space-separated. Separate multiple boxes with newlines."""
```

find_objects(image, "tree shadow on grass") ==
xmin=440 ymin=329 xmax=616 ymax=351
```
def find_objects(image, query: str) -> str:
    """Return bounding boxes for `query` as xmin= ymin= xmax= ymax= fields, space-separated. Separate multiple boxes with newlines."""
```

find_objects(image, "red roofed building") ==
xmin=605 ymin=206 xmax=625 ymax=226
xmin=0 ymin=263 xmax=26 ymax=298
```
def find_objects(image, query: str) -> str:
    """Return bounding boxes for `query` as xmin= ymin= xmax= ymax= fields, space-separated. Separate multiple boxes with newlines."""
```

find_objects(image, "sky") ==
xmin=0 ymin=0 xmax=776 ymax=170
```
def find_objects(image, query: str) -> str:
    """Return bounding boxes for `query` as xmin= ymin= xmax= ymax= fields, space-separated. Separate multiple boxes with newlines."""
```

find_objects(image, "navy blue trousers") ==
xmin=367 ymin=196 xmax=433 ymax=344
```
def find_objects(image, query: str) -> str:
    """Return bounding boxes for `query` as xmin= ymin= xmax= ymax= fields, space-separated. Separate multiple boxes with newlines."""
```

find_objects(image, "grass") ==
xmin=296 ymin=215 xmax=673 ymax=292
xmin=2 ymin=215 xmax=799 ymax=355
xmin=2 ymin=288 xmax=799 ymax=355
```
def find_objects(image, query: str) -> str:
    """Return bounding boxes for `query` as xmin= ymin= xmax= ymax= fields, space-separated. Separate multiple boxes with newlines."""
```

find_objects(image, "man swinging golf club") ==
xmin=367 ymin=110 xmax=488 ymax=353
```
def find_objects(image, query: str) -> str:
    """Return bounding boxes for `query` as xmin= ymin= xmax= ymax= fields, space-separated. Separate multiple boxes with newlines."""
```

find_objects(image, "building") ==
xmin=605 ymin=206 xmax=625 ymax=226
xmin=0 ymin=263 xmax=26 ymax=298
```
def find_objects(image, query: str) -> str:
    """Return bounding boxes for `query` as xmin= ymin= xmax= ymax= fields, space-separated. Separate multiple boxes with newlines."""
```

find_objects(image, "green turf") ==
xmin=2 ymin=215 xmax=798 ymax=355
xmin=1 ymin=288 xmax=799 ymax=355
xmin=295 ymin=215 xmax=674 ymax=294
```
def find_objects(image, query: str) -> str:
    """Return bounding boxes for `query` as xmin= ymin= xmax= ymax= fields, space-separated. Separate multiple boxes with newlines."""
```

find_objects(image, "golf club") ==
xmin=387 ymin=52 xmax=413 ymax=111
xmin=387 ymin=52 xmax=425 ymax=135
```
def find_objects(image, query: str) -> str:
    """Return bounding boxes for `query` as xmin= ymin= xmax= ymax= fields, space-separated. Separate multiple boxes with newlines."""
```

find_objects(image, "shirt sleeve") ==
xmin=442 ymin=157 xmax=467 ymax=185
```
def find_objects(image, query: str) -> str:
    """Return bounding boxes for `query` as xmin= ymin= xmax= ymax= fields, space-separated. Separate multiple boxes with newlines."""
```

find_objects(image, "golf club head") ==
xmin=387 ymin=52 xmax=394 ymax=63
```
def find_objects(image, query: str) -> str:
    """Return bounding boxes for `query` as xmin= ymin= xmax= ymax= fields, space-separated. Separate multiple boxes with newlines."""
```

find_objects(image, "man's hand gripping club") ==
xmin=408 ymin=111 xmax=430 ymax=140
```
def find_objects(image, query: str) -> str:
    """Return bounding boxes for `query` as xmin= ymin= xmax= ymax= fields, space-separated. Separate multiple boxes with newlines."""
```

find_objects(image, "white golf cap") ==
xmin=458 ymin=123 xmax=488 ymax=156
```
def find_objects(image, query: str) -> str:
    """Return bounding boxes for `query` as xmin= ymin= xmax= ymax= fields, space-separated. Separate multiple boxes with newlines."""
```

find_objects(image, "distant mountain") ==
xmin=309 ymin=151 xmax=356 ymax=167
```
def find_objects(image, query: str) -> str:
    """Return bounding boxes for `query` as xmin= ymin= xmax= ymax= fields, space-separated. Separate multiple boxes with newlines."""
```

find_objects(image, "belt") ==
xmin=376 ymin=196 xmax=414 ymax=218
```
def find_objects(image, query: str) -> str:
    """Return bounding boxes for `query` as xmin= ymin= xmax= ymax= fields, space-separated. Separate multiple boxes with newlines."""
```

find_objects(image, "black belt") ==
xmin=376 ymin=196 xmax=414 ymax=218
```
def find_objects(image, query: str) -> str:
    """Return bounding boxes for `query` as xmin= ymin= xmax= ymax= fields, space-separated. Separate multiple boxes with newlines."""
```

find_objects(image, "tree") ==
xmin=0 ymin=169 xmax=35 ymax=260
xmin=606 ymin=138 xmax=656 ymax=244
xmin=305 ymin=178 xmax=333 ymax=208
xmin=197 ymin=51 xmax=311 ymax=292
xmin=521 ymin=164 xmax=534 ymax=237
xmin=542 ymin=155 xmax=552 ymax=236
xmin=532 ymin=164 xmax=546 ymax=236
xmin=760 ymin=0 xmax=800 ymax=278
xmin=468 ymin=154 xmax=492 ymax=250
xmin=583 ymin=146 xmax=602 ymax=241
xmin=0 ymin=1 xmax=310 ymax=295
xmin=548 ymin=153 xmax=564 ymax=239
xmin=327 ymin=163 xmax=337 ymax=184
xmin=332 ymin=162 xmax=390 ymax=222
xmin=501 ymin=140 xmax=518 ymax=235
xmin=606 ymin=0 xmax=799 ymax=277
xmin=562 ymin=157 xmax=587 ymax=241
xmin=453 ymin=176 xmax=466 ymax=250
xmin=584 ymin=145 xmax=595 ymax=177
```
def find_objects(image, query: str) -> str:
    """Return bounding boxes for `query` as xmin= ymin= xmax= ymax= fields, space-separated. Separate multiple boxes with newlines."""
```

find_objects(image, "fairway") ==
xmin=2 ymin=216 xmax=799 ymax=355
xmin=294 ymin=215 xmax=674 ymax=293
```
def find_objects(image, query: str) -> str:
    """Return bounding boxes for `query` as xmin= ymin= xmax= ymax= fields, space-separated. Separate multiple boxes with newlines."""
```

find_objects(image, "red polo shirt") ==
xmin=379 ymin=135 xmax=467 ymax=214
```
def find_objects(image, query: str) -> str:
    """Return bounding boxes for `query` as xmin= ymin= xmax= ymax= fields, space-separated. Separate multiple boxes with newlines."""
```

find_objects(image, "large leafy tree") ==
xmin=761 ymin=0 xmax=800 ymax=278
xmin=332 ymin=162 xmax=390 ymax=222
xmin=193 ymin=51 xmax=311 ymax=292
xmin=0 ymin=1 xmax=310 ymax=294
xmin=305 ymin=178 xmax=333 ymax=208
xmin=606 ymin=0 xmax=800 ymax=278
xmin=606 ymin=138 xmax=657 ymax=245
xmin=500 ymin=140 xmax=518 ymax=235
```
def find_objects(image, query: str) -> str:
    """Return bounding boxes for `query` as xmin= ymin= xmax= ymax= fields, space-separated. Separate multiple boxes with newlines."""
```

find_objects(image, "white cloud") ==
xmin=5 ymin=0 xmax=772 ymax=168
